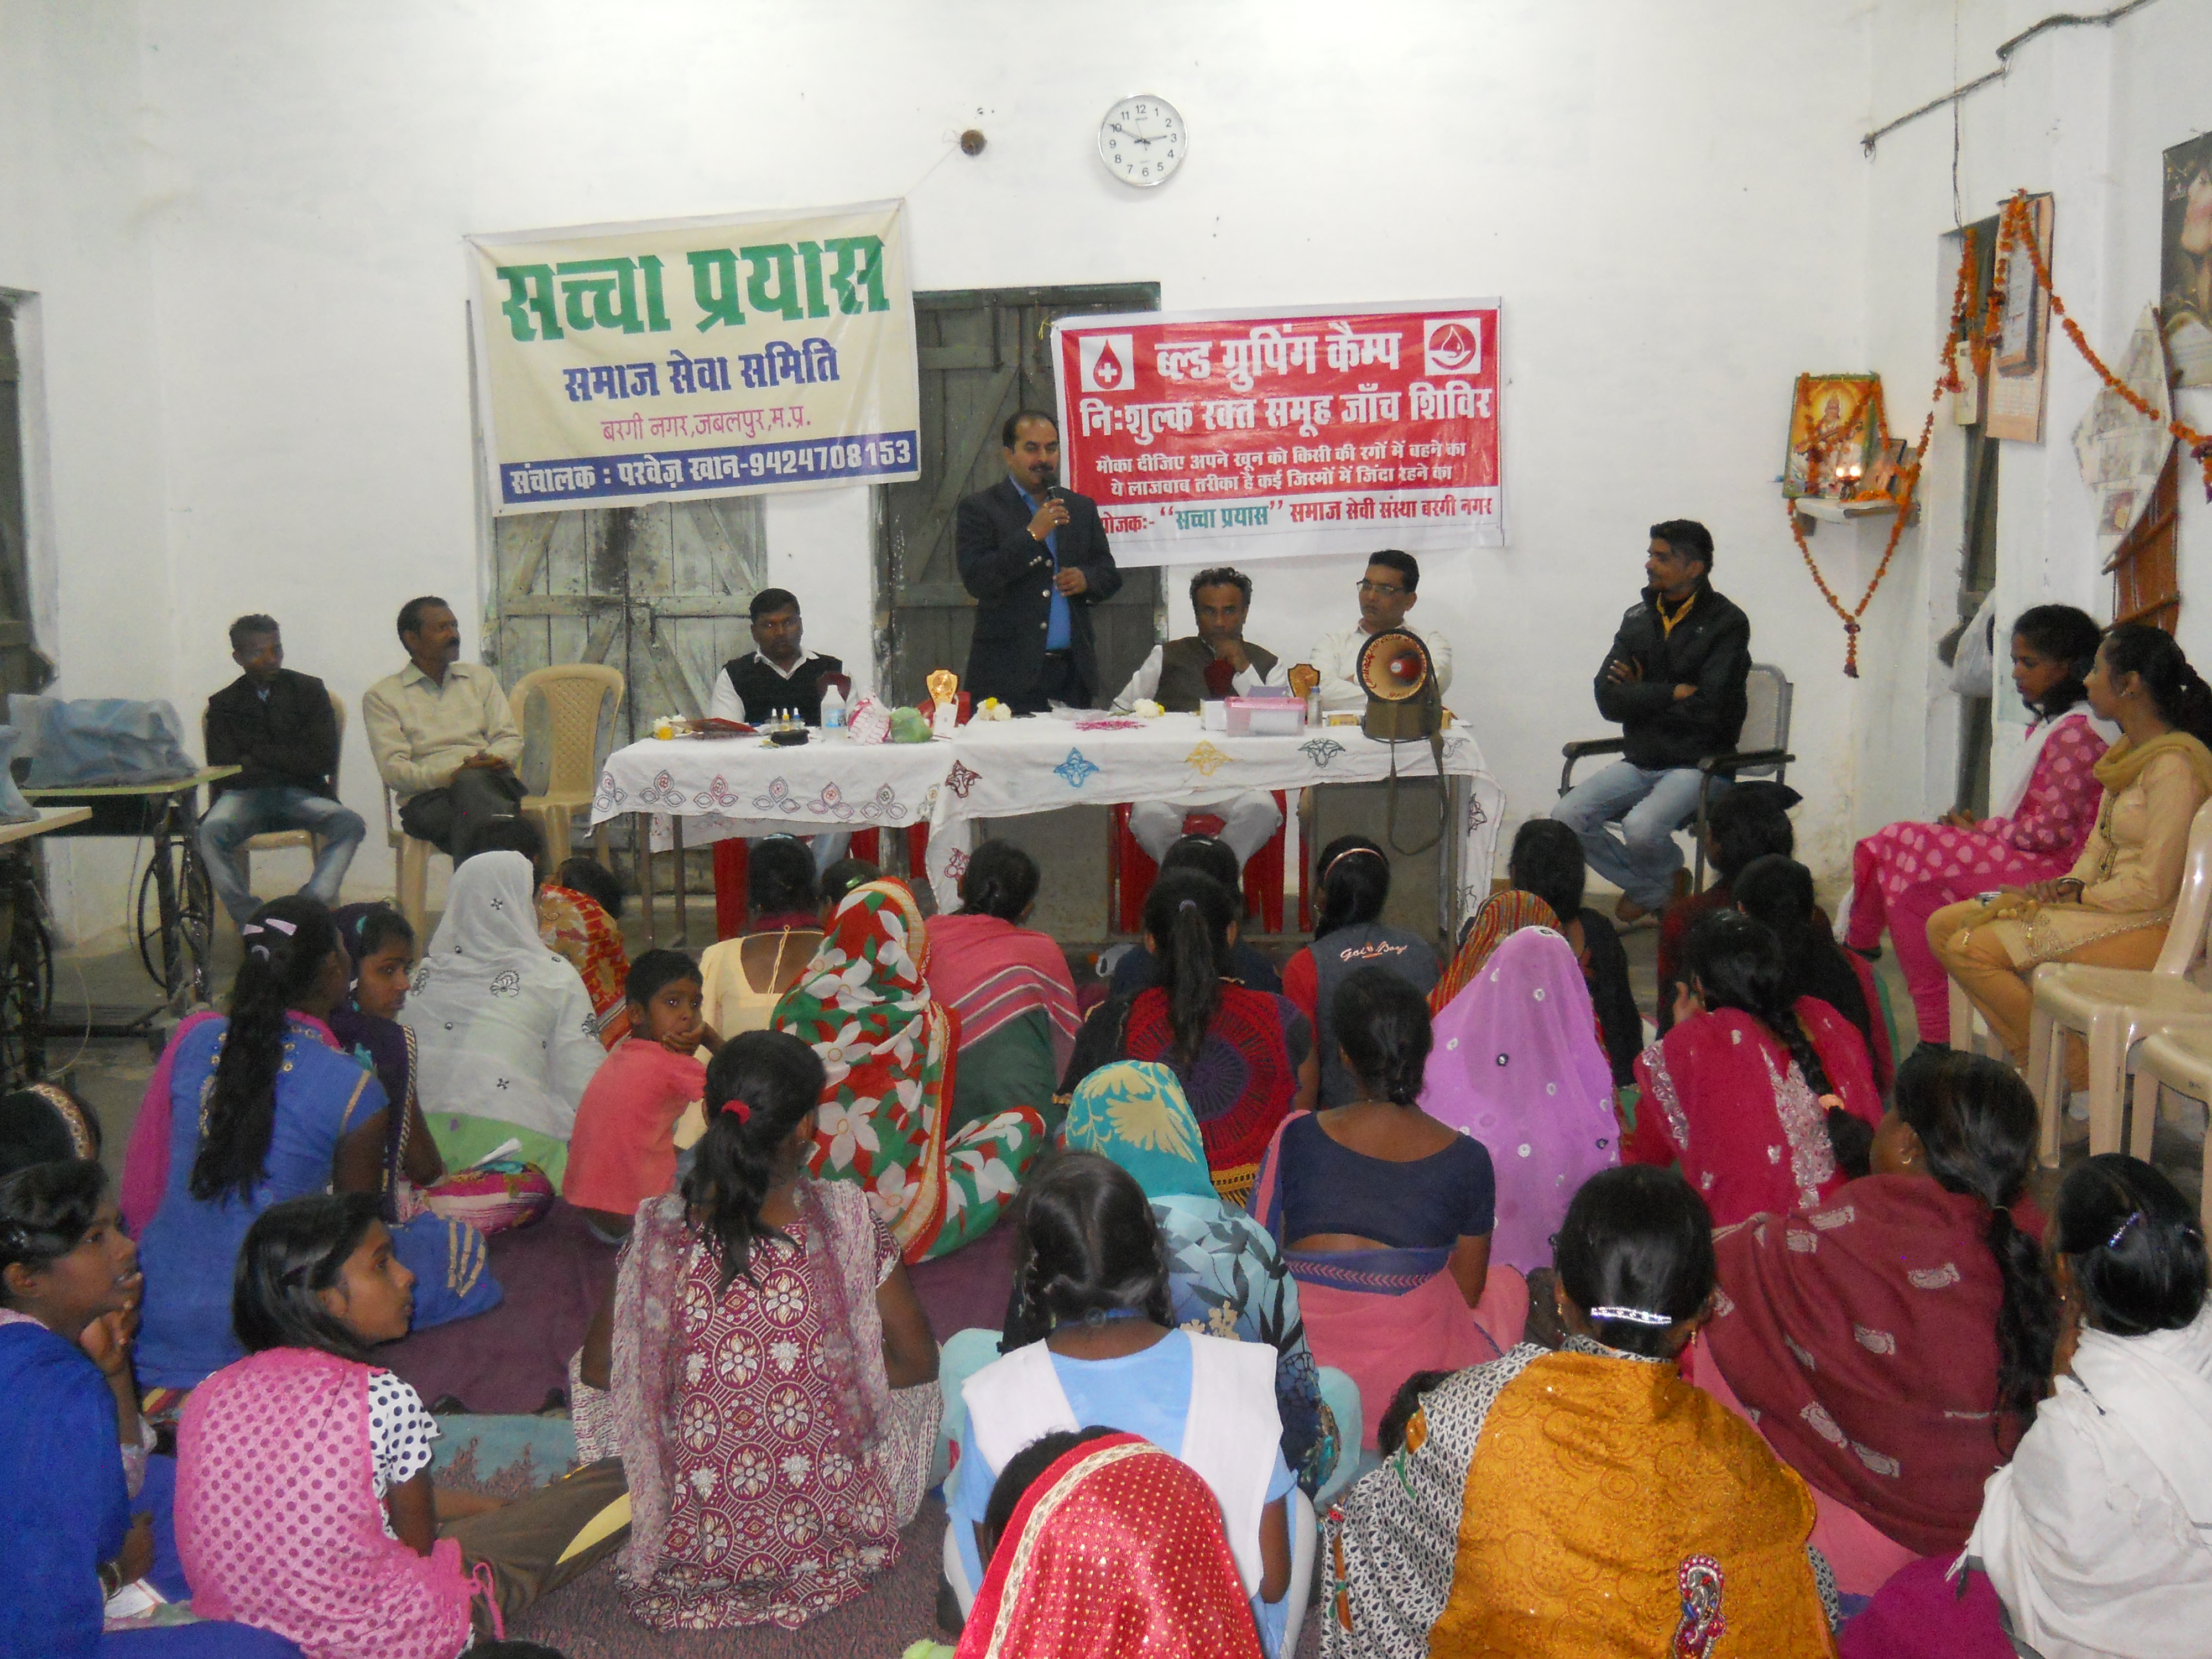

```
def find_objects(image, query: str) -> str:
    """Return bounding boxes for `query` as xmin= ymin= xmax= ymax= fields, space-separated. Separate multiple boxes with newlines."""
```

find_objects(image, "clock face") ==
xmin=1098 ymin=95 xmax=1186 ymax=188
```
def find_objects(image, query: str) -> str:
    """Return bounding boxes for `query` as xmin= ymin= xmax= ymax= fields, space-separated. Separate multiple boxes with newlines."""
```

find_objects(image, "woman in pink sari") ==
xmin=1419 ymin=926 xmax=1619 ymax=1276
xmin=1845 ymin=604 xmax=2110 ymax=1040
xmin=1627 ymin=910 xmax=1882 ymax=1228
xmin=1248 ymin=968 xmax=1525 ymax=1451
xmin=924 ymin=842 xmax=1079 ymax=1140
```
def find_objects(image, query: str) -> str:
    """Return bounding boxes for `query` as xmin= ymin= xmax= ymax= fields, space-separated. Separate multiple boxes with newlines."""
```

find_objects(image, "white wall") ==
xmin=1855 ymin=0 xmax=2212 ymax=854
xmin=28 ymin=0 xmax=2209 ymax=936
xmin=1 ymin=0 xmax=1895 ymax=938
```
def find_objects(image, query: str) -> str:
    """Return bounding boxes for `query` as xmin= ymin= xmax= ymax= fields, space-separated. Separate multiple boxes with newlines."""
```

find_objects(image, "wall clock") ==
xmin=1098 ymin=95 xmax=1186 ymax=188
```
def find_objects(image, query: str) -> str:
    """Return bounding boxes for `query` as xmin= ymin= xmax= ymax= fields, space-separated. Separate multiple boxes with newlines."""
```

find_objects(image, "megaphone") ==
xmin=1357 ymin=629 xmax=1441 ymax=744
xmin=1355 ymin=629 xmax=1448 ymax=855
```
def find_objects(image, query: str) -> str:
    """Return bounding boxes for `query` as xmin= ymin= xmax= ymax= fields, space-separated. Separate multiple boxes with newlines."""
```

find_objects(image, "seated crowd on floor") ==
xmin=3 ymin=593 xmax=2211 ymax=1659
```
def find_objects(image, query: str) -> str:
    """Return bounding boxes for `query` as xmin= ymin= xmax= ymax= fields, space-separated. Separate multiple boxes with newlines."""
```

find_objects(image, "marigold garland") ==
xmin=1788 ymin=192 xmax=2212 ymax=677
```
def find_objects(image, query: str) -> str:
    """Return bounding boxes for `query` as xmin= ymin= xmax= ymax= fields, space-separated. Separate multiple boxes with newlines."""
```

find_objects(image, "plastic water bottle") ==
xmin=821 ymin=683 xmax=846 ymax=734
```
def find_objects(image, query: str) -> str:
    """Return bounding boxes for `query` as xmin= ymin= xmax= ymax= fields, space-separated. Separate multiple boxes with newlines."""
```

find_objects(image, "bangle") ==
xmin=99 ymin=1562 xmax=121 ymax=1598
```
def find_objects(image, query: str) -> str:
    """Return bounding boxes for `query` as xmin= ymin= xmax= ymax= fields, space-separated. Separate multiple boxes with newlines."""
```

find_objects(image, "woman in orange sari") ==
xmin=1321 ymin=1166 xmax=1836 ymax=1659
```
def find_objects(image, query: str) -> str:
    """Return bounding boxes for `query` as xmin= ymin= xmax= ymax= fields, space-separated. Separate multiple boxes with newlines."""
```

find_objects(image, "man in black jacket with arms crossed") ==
xmin=1551 ymin=520 xmax=1752 ymax=924
xmin=956 ymin=410 xmax=1123 ymax=712
xmin=200 ymin=614 xmax=365 ymax=925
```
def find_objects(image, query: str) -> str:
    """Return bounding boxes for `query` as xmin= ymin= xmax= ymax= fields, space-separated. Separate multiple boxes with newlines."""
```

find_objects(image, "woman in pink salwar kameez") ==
xmin=1846 ymin=606 xmax=2110 ymax=1042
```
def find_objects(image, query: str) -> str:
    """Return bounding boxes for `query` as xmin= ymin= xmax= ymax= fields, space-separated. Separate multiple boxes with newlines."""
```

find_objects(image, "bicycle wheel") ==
xmin=0 ymin=886 xmax=51 ymax=1088
xmin=136 ymin=838 xmax=216 ymax=1002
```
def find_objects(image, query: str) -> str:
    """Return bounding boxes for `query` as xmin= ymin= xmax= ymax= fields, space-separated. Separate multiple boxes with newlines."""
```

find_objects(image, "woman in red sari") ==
xmin=1693 ymin=1045 xmax=2059 ymax=1594
xmin=956 ymin=1430 xmax=1263 ymax=1659
xmin=1062 ymin=871 xmax=1316 ymax=1206
xmin=1627 ymin=909 xmax=1881 ymax=1227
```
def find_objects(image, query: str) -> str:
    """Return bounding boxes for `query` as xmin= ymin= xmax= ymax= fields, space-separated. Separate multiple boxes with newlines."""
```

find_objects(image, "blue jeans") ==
xmin=198 ymin=786 xmax=367 ymax=923
xmin=1551 ymin=759 xmax=1720 ymax=910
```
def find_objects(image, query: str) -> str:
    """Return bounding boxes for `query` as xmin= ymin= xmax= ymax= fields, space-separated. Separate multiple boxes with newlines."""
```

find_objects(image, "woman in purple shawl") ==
xmin=1418 ymin=925 xmax=1620 ymax=1275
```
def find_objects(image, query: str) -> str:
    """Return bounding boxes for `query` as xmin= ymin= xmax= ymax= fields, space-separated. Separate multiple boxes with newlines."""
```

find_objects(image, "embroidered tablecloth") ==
xmin=591 ymin=712 xmax=1505 ymax=924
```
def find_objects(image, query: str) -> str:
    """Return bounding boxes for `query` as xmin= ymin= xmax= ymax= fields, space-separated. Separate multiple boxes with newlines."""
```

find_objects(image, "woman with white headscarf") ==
xmin=400 ymin=849 xmax=606 ymax=1185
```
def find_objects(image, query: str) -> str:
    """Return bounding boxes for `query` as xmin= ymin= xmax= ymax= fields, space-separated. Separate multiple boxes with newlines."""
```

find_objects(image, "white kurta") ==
xmin=1965 ymin=1305 xmax=2212 ymax=1658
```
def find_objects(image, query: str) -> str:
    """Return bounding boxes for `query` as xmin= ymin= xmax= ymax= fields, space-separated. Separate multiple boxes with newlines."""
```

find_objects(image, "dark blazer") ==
xmin=955 ymin=479 xmax=1123 ymax=705
xmin=205 ymin=669 xmax=340 ymax=797
xmin=1591 ymin=577 xmax=1752 ymax=771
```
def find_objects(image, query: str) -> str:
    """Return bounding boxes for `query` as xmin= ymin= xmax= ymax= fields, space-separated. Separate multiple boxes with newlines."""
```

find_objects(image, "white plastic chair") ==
xmin=2124 ymin=1027 xmax=2212 ymax=1235
xmin=512 ymin=664 xmax=624 ymax=868
xmin=2025 ymin=797 xmax=2212 ymax=1166
xmin=381 ymin=786 xmax=440 ymax=941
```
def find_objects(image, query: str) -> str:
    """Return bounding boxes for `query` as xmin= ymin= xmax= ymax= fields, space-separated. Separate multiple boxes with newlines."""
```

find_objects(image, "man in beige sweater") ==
xmin=362 ymin=595 xmax=525 ymax=856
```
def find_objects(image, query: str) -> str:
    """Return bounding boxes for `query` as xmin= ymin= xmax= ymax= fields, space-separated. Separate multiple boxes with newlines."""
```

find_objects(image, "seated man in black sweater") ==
xmin=199 ymin=614 xmax=366 ymax=925
xmin=707 ymin=587 xmax=850 ymax=872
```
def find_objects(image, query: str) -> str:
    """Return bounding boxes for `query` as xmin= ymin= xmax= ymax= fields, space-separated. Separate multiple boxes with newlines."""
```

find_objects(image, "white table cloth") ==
xmin=591 ymin=711 xmax=1505 ymax=926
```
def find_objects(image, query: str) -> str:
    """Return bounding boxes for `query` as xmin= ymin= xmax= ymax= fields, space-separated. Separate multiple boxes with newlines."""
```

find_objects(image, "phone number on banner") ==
xmin=500 ymin=432 xmax=919 ymax=504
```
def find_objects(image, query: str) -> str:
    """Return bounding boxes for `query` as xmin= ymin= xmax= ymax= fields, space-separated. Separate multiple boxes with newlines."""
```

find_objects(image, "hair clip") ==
xmin=1177 ymin=899 xmax=1199 ymax=913
xmin=2106 ymin=1209 xmax=2145 ymax=1250
xmin=248 ymin=944 xmax=271 ymax=962
xmin=1588 ymin=1305 xmax=1676 ymax=1327
xmin=260 ymin=916 xmax=298 ymax=936
xmin=720 ymin=1097 xmax=752 ymax=1124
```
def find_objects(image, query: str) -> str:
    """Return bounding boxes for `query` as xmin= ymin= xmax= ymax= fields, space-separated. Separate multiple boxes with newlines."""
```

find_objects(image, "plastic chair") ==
xmin=709 ymin=823 xmax=931 ymax=940
xmin=2025 ymin=797 xmax=2212 ymax=1166
xmin=512 ymin=664 xmax=624 ymax=868
xmin=381 ymin=786 xmax=439 ymax=940
xmin=2124 ymin=1027 xmax=2212 ymax=1235
xmin=200 ymin=692 xmax=349 ymax=902
xmin=1558 ymin=663 xmax=1794 ymax=891
xmin=1110 ymin=794 xmax=1292 ymax=935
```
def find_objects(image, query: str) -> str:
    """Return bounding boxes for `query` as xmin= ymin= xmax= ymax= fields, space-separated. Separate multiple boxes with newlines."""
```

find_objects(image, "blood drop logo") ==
xmin=1422 ymin=318 xmax=1483 ymax=375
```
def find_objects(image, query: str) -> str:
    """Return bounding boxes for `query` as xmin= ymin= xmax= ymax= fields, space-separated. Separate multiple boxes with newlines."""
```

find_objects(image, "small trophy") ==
xmin=926 ymin=669 xmax=962 ymax=738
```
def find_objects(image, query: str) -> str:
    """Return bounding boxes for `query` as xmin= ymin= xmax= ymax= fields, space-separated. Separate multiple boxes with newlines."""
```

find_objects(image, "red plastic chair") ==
xmin=1110 ymin=792 xmax=1291 ymax=936
xmin=709 ymin=822 xmax=930 ymax=940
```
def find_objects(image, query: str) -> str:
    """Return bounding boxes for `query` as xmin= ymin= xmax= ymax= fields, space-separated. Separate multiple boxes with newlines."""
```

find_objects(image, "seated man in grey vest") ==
xmin=1113 ymin=567 xmax=1286 ymax=867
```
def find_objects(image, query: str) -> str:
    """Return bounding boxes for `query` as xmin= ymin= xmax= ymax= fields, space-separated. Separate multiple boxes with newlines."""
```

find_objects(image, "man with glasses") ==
xmin=1551 ymin=519 xmax=1751 ymax=925
xmin=1303 ymin=549 xmax=1453 ymax=713
xmin=1113 ymin=566 xmax=1287 ymax=866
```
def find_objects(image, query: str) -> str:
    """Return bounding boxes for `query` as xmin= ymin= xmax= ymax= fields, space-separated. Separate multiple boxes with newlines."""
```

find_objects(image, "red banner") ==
xmin=1051 ymin=300 xmax=1503 ymax=566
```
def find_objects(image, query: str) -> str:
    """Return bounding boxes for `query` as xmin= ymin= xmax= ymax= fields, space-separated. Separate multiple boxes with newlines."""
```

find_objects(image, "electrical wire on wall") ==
xmin=1862 ymin=0 xmax=2166 ymax=156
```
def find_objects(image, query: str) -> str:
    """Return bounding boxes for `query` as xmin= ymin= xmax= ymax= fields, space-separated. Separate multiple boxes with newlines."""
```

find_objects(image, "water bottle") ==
xmin=821 ymin=682 xmax=846 ymax=734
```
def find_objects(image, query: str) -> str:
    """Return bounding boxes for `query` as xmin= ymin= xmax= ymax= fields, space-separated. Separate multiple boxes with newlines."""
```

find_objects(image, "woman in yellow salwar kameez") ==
xmin=1321 ymin=1165 xmax=1838 ymax=1659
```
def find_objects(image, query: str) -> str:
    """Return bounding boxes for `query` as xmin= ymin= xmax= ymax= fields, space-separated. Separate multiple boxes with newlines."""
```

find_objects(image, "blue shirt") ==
xmin=1011 ymin=476 xmax=1072 ymax=651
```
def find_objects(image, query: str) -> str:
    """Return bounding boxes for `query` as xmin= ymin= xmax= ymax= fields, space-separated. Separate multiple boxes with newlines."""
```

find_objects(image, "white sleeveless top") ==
xmin=962 ymin=1330 xmax=1282 ymax=1596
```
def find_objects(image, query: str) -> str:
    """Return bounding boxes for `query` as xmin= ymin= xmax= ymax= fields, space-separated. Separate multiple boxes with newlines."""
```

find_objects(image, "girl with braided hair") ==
xmin=137 ymin=895 xmax=499 ymax=1396
xmin=1625 ymin=909 xmax=1882 ymax=1227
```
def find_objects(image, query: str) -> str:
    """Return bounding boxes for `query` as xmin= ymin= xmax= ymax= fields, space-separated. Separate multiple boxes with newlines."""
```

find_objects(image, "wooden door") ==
xmin=875 ymin=284 xmax=1162 ymax=706
xmin=488 ymin=498 xmax=768 ymax=745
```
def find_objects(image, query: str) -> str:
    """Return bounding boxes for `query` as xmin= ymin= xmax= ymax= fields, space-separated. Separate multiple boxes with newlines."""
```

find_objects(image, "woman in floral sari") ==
xmin=773 ymin=877 xmax=1044 ymax=1262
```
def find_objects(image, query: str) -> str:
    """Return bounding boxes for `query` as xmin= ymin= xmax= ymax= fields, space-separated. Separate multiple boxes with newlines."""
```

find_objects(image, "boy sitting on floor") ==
xmin=562 ymin=949 xmax=719 ymax=1239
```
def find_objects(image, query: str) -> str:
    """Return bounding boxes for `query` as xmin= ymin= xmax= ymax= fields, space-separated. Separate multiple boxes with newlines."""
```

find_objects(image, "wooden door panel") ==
xmin=877 ymin=283 xmax=1161 ymax=706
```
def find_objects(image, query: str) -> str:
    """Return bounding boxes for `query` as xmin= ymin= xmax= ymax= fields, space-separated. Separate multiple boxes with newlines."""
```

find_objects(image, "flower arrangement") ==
xmin=1787 ymin=191 xmax=2212 ymax=677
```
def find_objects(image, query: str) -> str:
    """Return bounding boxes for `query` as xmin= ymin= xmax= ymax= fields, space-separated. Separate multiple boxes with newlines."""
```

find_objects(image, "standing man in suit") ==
xmin=956 ymin=410 xmax=1123 ymax=712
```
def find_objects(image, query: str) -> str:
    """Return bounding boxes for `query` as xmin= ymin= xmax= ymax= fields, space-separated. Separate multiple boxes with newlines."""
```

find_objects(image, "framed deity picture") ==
xmin=1782 ymin=373 xmax=1884 ymax=499
xmin=2163 ymin=132 xmax=2212 ymax=388
xmin=1987 ymin=192 xmax=2053 ymax=442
